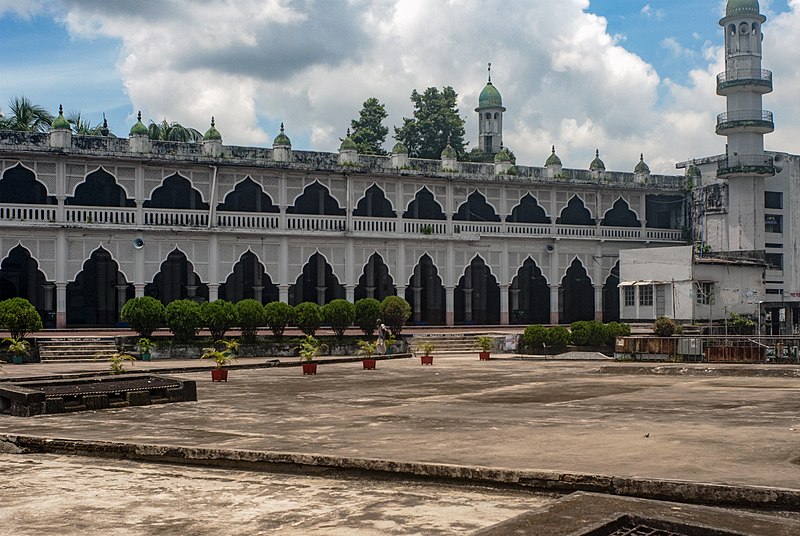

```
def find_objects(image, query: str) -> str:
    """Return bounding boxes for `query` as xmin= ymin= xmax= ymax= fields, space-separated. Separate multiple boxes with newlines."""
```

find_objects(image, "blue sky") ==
xmin=0 ymin=0 xmax=797 ymax=173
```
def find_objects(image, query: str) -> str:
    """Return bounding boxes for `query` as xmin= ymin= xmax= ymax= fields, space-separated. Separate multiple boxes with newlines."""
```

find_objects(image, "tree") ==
xmin=394 ymin=86 xmax=466 ymax=160
xmin=201 ymin=300 xmax=239 ymax=340
xmin=0 ymin=298 xmax=43 ymax=339
xmin=164 ymin=300 xmax=203 ymax=342
xmin=264 ymin=301 xmax=295 ymax=338
xmin=121 ymin=297 xmax=165 ymax=338
xmin=355 ymin=298 xmax=382 ymax=336
xmin=350 ymin=97 xmax=389 ymax=155
xmin=322 ymin=299 xmax=356 ymax=338
xmin=381 ymin=296 xmax=411 ymax=337
xmin=236 ymin=299 xmax=266 ymax=342
xmin=147 ymin=119 xmax=202 ymax=142
xmin=294 ymin=302 xmax=323 ymax=336
xmin=4 ymin=96 xmax=54 ymax=132
xmin=66 ymin=111 xmax=105 ymax=136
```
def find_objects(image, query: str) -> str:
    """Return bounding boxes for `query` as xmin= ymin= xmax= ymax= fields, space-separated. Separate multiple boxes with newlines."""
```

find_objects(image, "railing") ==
xmin=717 ymin=154 xmax=774 ymax=175
xmin=65 ymin=207 xmax=136 ymax=225
xmin=0 ymin=204 xmax=57 ymax=223
xmin=217 ymin=212 xmax=279 ymax=229
xmin=716 ymin=110 xmax=774 ymax=128
xmin=558 ymin=225 xmax=595 ymax=237
xmin=453 ymin=222 xmax=504 ymax=235
xmin=404 ymin=220 xmax=448 ymax=235
xmin=646 ymin=229 xmax=683 ymax=241
xmin=600 ymin=227 xmax=642 ymax=239
xmin=144 ymin=208 xmax=209 ymax=227
xmin=352 ymin=217 xmax=396 ymax=233
xmin=716 ymin=69 xmax=772 ymax=87
xmin=286 ymin=214 xmax=346 ymax=231
xmin=506 ymin=223 xmax=551 ymax=236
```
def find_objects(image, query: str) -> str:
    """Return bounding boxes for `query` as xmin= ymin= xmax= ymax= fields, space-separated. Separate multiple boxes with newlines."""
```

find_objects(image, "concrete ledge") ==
xmin=2 ymin=434 xmax=800 ymax=510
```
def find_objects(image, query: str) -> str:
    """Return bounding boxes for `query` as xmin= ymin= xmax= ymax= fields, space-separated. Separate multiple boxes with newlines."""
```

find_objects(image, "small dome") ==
xmin=129 ymin=111 xmax=148 ymax=136
xmin=51 ymin=105 xmax=70 ymax=130
xmin=340 ymin=129 xmax=357 ymax=151
xmin=634 ymin=153 xmax=650 ymax=173
xmin=589 ymin=149 xmax=605 ymax=171
xmin=478 ymin=82 xmax=504 ymax=109
xmin=686 ymin=164 xmax=702 ymax=178
xmin=441 ymin=142 xmax=457 ymax=159
xmin=203 ymin=117 xmax=222 ymax=141
xmin=392 ymin=141 xmax=408 ymax=154
xmin=545 ymin=146 xmax=562 ymax=167
xmin=726 ymin=0 xmax=760 ymax=16
xmin=494 ymin=147 xmax=512 ymax=162
xmin=273 ymin=122 xmax=291 ymax=146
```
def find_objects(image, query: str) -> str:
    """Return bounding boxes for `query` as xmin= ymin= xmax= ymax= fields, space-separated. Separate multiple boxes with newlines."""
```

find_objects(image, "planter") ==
xmin=211 ymin=369 xmax=228 ymax=382
xmin=141 ymin=351 xmax=151 ymax=362
xmin=302 ymin=363 xmax=318 ymax=375
xmin=420 ymin=355 xmax=434 ymax=365
xmin=479 ymin=351 xmax=491 ymax=361
xmin=12 ymin=355 xmax=23 ymax=365
xmin=362 ymin=358 xmax=377 ymax=370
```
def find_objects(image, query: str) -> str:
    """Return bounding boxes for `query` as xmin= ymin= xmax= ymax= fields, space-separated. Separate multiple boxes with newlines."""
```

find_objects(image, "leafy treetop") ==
xmin=350 ymin=97 xmax=389 ymax=155
xmin=394 ymin=86 xmax=467 ymax=160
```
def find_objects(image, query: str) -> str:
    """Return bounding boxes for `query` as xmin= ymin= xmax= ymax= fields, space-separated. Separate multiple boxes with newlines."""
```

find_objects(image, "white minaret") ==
xmin=475 ymin=63 xmax=506 ymax=155
xmin=716 ymin=0 xmax=774 ymax=253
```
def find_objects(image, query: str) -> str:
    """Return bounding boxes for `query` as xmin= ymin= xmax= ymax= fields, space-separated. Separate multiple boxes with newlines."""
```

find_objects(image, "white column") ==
xmin=55 ymin=229 xmax=67 ymax=328
xmin=500 ymin=284 xmax=510 ymax=325
xmin=594 ymin=285 xmax=604 ymax=322
xmin=549 ymin=284 xmax=560 ymax=325
xmin=445 ymin=286 xmax=455 ymax=326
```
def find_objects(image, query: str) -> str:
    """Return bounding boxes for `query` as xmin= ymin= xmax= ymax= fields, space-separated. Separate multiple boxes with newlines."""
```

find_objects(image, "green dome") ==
xmin=478 ymin=82 xmax=504 ymax=109
xmin=392 ymin=141 xmax=408 ymax=154
xmin=545 ymin=146 xmax=562 ymax=167
xmin=203 ymin=117 xmax=222 ymax=141
xmin=686 ymin=164 xmax=702 ymax=178
xmin=494 ymin=147 xmax=511 ymax=162
xmin=51 ymin=105 xmax=70 ymax=130
xmin=589 ymin=149 xmax=605 ymax=171
xmin=340 ymin=129 xmax=357 ymax=151
xmin=273 ymin=123 xmax=291 ymax=146
xmin=634 ymin=154 xmax=650 ymax=173
xmin=726 ymin=0 xmax=760 ymax=16
xmin=129 ymin=111 xmax=148 ymax=136
xmin=441 ymin=143 xmax=457 ymax=159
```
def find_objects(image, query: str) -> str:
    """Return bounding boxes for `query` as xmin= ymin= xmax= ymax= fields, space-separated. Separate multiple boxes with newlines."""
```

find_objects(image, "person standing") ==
xmin=376 ymin=318 xmax=387 ymax=355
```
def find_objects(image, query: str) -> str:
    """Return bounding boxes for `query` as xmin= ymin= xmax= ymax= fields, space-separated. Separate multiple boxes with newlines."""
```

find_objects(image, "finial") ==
xmin=137 ymin=111 xmax=142 ymax=122
xmin=488 ymin=62 xmax=492 ymax=83
xmin=347 ymin=127 xmax=351 ymax=137
xmin=596 ymin=149 xmax=600 ymax=158
xmin=211 ymin=116 xmax=215 ymax=128
xmin=58 ymin=104 xmax=63 ymax=115
xmin=552 ymin=145 xmax=556 ymax=154
xmin=280 ymin=122 xmax=285 ymax=133
xmin=640 ymin=153 xmax=644 ymax=161
xmin=102 ymin=113 xmax=108 ymax=127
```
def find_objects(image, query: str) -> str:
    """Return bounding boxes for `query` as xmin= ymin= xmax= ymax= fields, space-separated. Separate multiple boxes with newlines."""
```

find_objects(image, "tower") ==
xmin=716 ymin=0 xmax=774 ymax=253
xmin=475 ymin=63 xmax=506 ymax=155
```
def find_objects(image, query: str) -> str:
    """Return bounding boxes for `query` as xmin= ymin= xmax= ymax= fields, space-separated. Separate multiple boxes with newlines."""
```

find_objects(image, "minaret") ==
xmin=475 ymin=63 xmax=506 ymax=155
xmin=716 ymin=0 xmax=774 ymax=253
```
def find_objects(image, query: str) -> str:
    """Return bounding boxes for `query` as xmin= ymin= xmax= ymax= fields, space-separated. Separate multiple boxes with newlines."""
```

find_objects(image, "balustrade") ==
xmin=144 ymin=208 xmax=208 ymax=227
xmin=286 ymin=214 xmax=346 ymax=231
xmin=65 ymin=207 xmax=136 ymax=225
xmin=352 ymin=217 xmax=396 ymax=233
xmin=0 ymin=204 xmax=57 ymax=223
xmin=217 ymin=212 xmax=279 ymax=229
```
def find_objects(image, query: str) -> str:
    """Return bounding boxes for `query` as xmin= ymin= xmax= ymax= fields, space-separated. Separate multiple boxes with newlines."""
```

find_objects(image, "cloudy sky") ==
xmin=0 ymin=0 xmax=797 ymax=174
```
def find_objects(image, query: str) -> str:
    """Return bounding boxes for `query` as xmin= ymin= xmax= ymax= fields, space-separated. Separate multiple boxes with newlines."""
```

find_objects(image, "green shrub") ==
xmin=264 ymin=301 xmax=295 ymax=338
xmin=728 ymin=312 xmax=755 ymax=335
xmin=201 ymin=300 xmax=239 ymax=340
xmin=546 ymin=326 xmax=571 ymax=350
xmin=570 ymin=320 xmax=608 ymax=347
xmin=322 ymin=299 xmax=356 ymax=338
xmin=604 ymin=322 xmax=631 ymax=346
xmin=121 ymin=297 xmax=164 ymax=338
xmin=294 ymin=302 xmax=323 ymax=336
xmin=0 ymin=298 xmax=43 ymax=339
xmin=164 ymin=300 xmax=202 ymax=342
xmin=381 ymin=295 xmax=411 ymax=337
xmin=522 ymin=325 xmax=549 ymax=352
xmin=355 ymin=298 xmax=382 ymax=336
xmin=236 ymin=299 xmax=265 ymax=342
xmin=653 ymin=316 xmax=677 ymax=337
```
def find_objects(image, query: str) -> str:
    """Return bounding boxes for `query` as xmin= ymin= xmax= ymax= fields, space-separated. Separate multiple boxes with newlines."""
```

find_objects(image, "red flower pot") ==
xmin=420 ymin=355 xmax=434 ymax=365
xmin=362 ymin=359 xmax=377 ymax=370
xmin=211 ymin=369 xmax=228 ymax=382
xmin=479 ymin=352 xmax=491 ymax=361
xmin=302 ymin=363 xmax=318 ymax=375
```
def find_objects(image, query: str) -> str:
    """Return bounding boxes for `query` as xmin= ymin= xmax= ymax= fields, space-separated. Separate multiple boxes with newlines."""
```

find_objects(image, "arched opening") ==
xmin=510 ymin=258 xmax=550 ymax=325
xmin=560 ymin=259 xmax=594 ymax=324
xmin=507 ymin=194 xmax=551 ymax=223
xmin=403 ymin=187 xmax=446 ymax=220
xmin=557 ymin=196 xmax=595 ymax=226
xmin=0 ymin=245 xmax=53 ymax=324
xmin=453 ymin=191 xmax=500 ymax=222
xmin=405 ymin=255 xmax=445 ymax=325
xmin=355 ymin=253 xmax=396 ymax=302
xmin=288 ymin=182 xmax=345 ymax=215
xmin=289 ymin=253 xmax=345 ymax=305
xmin=67 ymin=248 xmax=133 ymax=326
xmin=219 ymin=251 xmax=279 ymax=304
xmin=145 ymin=250 xmax=208 ymax=305
xmin=144 ymin=174 xmax=209 ymax=210
xmin=601 ymin=198 xmax=640 ymax=227
xmin=217 ymin=177 xmax=279 ymax=213
xmin=455 ymin=256 xmax=500 ymax=325
xmin=66 ymin=169 xmax=135 ymax=207
xmin=353 ymin=184 xmax=395 ymax=218
xmin=603 ymin=262 xmax=621 ymax=323
xmin=0 ymin=164 xmax=56 ymax=205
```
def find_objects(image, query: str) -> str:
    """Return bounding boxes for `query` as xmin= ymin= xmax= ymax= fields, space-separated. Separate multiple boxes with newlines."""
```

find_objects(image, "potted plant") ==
xmin=106 ymin=352 xmax=136 ymax=375
xmin=137 ymin=337 xmax=152 ymax=361
xmin=3 ymin=337 xmax=30 ymax=365
xmin=297 ymin=335 xmax=321 ymax=375
xmin=476 ymin=336 xmax=493 ymax=360
xmin=419 ymin=341 xmax=435 ymax=365
xmin=201 ymin=345 xmax=236 ymax=382
xmin=357 ymin=339 xmax=378 ymax=370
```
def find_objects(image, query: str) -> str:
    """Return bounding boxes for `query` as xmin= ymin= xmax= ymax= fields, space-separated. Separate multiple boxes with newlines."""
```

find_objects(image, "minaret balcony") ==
xmin=716 ymin=110 xmax=774 ymax=134
xmin=717 ymin=69 xmax=773 ymax=95
xmin=717 ymin=154 xmax=775 ymax=179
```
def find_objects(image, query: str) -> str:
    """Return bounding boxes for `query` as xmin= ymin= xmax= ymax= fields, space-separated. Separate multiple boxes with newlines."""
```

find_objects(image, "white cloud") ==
xmin=641 ymin=4 xmax=665 ymax=20
xmin=661 ymin=37 xmax=696 ymax=58
xmin=0 ymin=0 xmax=49 ymax=19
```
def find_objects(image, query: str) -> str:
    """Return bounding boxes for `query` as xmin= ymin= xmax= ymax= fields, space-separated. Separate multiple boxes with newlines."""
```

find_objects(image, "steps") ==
xmin=37 ymin=337 xmax=119 ymax=362
xmin=408 ymin=333 xmax=503 ymax=355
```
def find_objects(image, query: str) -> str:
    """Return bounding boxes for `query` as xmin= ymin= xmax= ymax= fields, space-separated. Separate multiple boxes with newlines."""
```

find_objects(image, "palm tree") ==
xmin=147 ymin=119 xmax=202 ymax=142
xmin=5 ymin=96 xmax=54 ymax=132
xmin=66 ymin=111 xmax=103 ymax=136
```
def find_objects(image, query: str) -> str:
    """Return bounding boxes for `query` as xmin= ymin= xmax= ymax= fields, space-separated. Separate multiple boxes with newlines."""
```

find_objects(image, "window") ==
xmin=624 ymin=287 xmax=635 ymax=307
xmin=766 ymin=289 xmax=783 ymax=295
xmin=766 ymin=243 xmax=783 ymax=249
xmin=765 ymin=191 xmax=783 ymax=209
xmin=766 ymin=253 xmax=784 ymax=271
xmin=765 ymin=214 xmax=783 ymax=234
xmin=638 ymin=285 xmax=653 ymax=307
xmin=695 ymin=282 xmax=714 ymax=305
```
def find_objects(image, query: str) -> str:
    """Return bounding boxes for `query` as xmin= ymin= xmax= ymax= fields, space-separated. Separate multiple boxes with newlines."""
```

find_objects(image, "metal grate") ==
xmin=606 ymin=525 xmax=687 ymax=536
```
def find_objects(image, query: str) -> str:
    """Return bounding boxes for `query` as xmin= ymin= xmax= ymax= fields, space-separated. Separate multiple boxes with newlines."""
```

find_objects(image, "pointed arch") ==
xmin=510 ymin=257 xmax=550 ymax=325
xmin=0 ymin=163 xmax=56 ymax=204
xmin=455 ymin=255 xmax=500 ymax=325
xmin=144 ymin=249 xmax=208 ymax=304
xmin=601 ymin=197 xmax=640 ymax=227
xmin=0 ymin=244 xmax=53 ymax=322
xmin=217 ymin=177 xmax=279 ymax=213
xmin=507 ymin=194 xmax=551 ymax=224
xmin=559 ymin=258 xmax=594 ymax=324
xmin=144 ymin=173 xmax=209 ymax=210
xmin=355 ymin=252 xmax=396 ymax=302
xmin=556 ymin=195 xmax=595 ymax=226
xmin=289 ymin=252 xmax=345 ymax=305
xmin=405 ymin=254 xmax=445 ymax=325
xmin=353 ymin=184 xmax=396 ymax=218
xmin=287 ymin=181 xmax=345 ymax=215
xmin=403 ymin=187 xmax=446 ymax=220
xmin=453 ymin=190 xmax=500 ymax=222
xmin=219 ymin=250 xmax=279 ymax=304
xmin=66 ymin=168 xmax=135 ymax=207
xmin=603 ymin=261 xmax=621 ymax=323
xmin=67 ymin=247 xmax=133 ymax=326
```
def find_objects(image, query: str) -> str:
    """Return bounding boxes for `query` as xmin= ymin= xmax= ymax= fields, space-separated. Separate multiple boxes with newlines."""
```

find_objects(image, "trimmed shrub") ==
xmin=201 ymin=300 xmax=239 ymax=340
xmin=322 ymin=299 xmax=356 ymax=338
xmin=164 ymin=300 xmax=202 ymax=342
xmin=604 ymin=322 xmax=631 ymax=346
xmin=546 ymin=326 xmax=571 ymax=350
xmin=381 ymin=295 xmax=411 ymax=337
xmin=522 ymin=325 xmax=548 ymax=352
xmin=121 ymin=296 xmax=164 ymax=338
xmin=355 ymin=298 xmax=382 ymax=336
xmin=294 ymin=302 xmax=322 ymax=336
xmin=236 ymin=299 xmax=265 ymax=342
xmin=0 ymin=298 xmax=43 ymax=339
xmin=653 ymin=316 xmax=677 ymax=337
xmin=570 ymin=320 xmax=607 ymax=347
xmin=264 ymin=301 xmax=295 ymax=338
